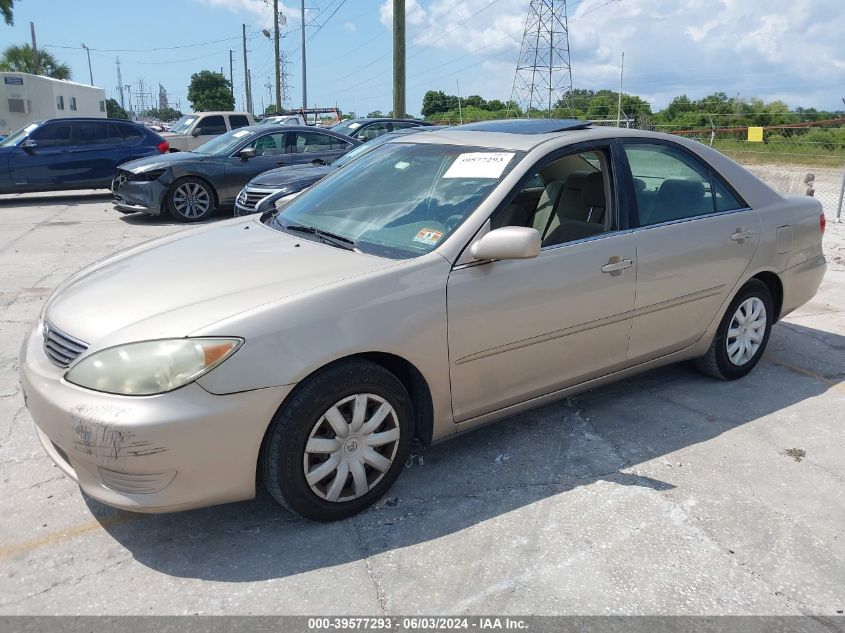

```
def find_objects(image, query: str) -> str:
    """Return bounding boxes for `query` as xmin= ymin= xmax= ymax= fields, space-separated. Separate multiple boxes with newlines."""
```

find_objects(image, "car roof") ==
xmin=39 ymin=118 xmax=144 ymax=125
xmin=343 ymin=118 xmax=427 ymax=124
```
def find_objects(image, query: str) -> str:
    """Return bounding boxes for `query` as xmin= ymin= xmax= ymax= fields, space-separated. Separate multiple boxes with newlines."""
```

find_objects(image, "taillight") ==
xmin=156 ymin=140 xmax=169 ymax=154
xmin=820 ymin=213 xmax=826 ymax=234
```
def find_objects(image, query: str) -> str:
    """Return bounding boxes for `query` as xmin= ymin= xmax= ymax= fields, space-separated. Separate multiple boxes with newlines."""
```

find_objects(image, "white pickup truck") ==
xmin=162 ymin=111 xmax=255 ymax=152
xmin=258 ymin=114 xmax=307 ymax=126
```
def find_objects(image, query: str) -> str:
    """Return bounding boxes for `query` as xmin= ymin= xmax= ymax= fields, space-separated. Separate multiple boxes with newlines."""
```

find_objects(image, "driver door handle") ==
xmin=601 ymin=257 xmax=633 ymax=274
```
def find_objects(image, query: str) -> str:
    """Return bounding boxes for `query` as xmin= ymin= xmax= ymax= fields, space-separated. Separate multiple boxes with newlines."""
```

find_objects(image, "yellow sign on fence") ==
xmin=748 ymin=127 xmax=764 ymax=142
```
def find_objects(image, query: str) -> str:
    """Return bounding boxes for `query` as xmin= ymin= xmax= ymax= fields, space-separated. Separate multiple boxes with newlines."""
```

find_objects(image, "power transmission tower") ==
xmin=116 ymin=57 xmax=125 ymax=109
xmin=509 ymin=0 xmax=574 ymax=118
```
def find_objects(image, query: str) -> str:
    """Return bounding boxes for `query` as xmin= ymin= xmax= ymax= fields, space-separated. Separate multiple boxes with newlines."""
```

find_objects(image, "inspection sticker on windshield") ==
xmin=444 ymin=152 xmax=514 ymax=179
xmin=413 ymin=228 xmax=444 ymax=246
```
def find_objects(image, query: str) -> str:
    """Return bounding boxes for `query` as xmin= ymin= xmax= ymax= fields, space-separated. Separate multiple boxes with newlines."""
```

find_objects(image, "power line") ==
xmin=42 ymin=36 xmax=250 ymax=52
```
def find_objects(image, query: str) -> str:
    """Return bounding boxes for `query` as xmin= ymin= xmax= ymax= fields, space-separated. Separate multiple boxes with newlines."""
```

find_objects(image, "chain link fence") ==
xmin=653 ymin=122 xmax=845 ymax=222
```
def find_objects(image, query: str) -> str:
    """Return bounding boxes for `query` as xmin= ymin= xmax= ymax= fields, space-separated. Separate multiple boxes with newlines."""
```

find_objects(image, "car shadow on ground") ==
xmin=87 ymin=321 xmax=845 ymax=582
xmin=118 ymin=208 xmax=234 ymax=226
xmin=0 ymin=192 xmax=113 ymax=207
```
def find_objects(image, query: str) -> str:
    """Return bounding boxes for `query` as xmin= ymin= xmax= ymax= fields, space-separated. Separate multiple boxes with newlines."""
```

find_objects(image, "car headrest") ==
xmin=657 ymin=178 xmax=704 ymax=201
xmin=564 ymin=171 xmax=590 ymax=190
xmin=581 ymin=172 xmax=605 ymax=208
xmin=633 ymin=177 xmax=647 ymax=193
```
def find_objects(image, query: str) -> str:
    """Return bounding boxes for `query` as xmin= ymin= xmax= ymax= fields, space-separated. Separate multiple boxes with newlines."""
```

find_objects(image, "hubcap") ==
xmin=303 ymin=393 xmax=401 ymax=503
xmin=726 ymin=297 xmax=766 ymax=366
xmin=173 ymin=183 xmax=211 ymax=218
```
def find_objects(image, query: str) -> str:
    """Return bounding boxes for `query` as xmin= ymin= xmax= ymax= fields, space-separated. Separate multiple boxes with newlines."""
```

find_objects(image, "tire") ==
xmin=260 ymin=360 xmax=413 ymax=521
xmin=694 ymin=279 xmax=774 ymax=380
xmin=166 ymin=177 xmax=215 ymax=222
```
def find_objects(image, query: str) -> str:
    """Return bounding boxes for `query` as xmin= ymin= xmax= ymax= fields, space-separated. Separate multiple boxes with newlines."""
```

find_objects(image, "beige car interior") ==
xmin=492 ymin=150 xmax=613 ymax=247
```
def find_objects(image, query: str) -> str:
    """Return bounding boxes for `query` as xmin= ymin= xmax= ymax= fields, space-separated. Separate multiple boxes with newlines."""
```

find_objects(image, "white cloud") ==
xmin=343 ymin=21 xmax=357 ymax=32
xmin=379 ymin=0 xmax=845 ymax=110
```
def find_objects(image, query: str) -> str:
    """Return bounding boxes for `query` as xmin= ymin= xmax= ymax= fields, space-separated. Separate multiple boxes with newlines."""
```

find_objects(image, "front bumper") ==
xmin=19 ymin=325 xmax=292 ymax=513
xmin=112 ymin=176 xmax=168 ymax=216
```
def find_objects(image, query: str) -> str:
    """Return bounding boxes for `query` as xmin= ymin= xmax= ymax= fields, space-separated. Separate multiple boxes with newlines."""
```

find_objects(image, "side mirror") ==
xmin=238 ymin=147 xmax=257 ymax=160
xmin=471 ymin=227 xmax=541 ymax=261
xmin=21 ymin=138 xmax=38 ymax=151
xmin=191 ymin=128 xmax=201 ymax=137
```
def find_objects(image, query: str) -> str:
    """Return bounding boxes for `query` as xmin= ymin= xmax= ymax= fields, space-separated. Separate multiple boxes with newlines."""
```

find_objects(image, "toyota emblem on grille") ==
xmin=237 ymin=190 xmax=248 ymax=205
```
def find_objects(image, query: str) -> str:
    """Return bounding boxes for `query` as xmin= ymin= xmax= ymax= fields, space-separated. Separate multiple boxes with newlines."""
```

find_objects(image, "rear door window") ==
xmin=118 ymin=124 xmax=144 ymax=141
xmin=288 ymin=131 xmax=335 ymax=154
xmin=73 ymin=122 xmax=110 ymax=146
xmin=228 ymin=115 xmax=250 ymax=130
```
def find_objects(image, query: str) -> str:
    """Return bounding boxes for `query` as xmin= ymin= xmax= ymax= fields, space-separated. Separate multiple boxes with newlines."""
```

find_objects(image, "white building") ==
xmin=0 ymin=72 xmax=107 ymax=135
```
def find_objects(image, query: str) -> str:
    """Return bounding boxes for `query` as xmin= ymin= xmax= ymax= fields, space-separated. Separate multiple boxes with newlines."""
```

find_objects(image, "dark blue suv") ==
xmin=0 ymin=118 xmax=168 ymax=194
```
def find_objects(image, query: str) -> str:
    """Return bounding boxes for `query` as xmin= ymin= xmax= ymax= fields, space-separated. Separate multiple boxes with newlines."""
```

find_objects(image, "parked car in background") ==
xmin=235 ymin=125 xmax=446 ymax=216
xmin=21 ymin=120 xmax=826 ymax=521
xmin=259 ymin=115 xmax=306 ymax=126
xmin=0 ymin=118 xmax=168 ymax=194
xmin=331 ymin=117 xmax=433 ymax=142
xmin=112 ymin=124 xmax=359 ymax=221
xmin=163 ymin=112 xmax=254 ymax=152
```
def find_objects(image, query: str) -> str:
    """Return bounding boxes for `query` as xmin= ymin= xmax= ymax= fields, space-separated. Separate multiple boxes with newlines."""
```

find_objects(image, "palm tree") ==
xmin=0 ymin=44 xmax=72 ymax=80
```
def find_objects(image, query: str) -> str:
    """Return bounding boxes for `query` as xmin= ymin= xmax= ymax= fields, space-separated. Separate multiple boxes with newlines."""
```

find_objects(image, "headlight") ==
xmin=65 ymin=338 xmax=242 ymax=395
xmin=131 ymin=169 xmax=166 ymax=182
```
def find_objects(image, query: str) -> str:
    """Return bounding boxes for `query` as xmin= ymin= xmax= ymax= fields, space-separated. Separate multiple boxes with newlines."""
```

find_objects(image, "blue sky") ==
xmin=3 ymin=0 xmax=844 ymax=117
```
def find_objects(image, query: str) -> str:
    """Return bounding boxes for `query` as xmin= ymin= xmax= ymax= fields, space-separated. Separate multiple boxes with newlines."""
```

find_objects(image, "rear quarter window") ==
xmin=228 ymin=115 xmax=250 ymax=130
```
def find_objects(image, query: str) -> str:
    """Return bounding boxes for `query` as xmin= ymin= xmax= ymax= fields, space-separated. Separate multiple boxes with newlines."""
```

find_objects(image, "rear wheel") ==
xmin=166 ymin=177 xmax=215 ymax=222
xmin=260 ymin=360 xmax=413 ymax=521
xmin=695 ymin=279 xmax=774 ymax=380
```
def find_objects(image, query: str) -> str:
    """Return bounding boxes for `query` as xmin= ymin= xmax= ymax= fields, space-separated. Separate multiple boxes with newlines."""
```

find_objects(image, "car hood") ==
xmin=120 ymin=151 xmax=205 ymax=172
xmin=250 ymin=163 xmax=335 ymax=187
xmin=44 ymin=218 xmax=399 ymax=348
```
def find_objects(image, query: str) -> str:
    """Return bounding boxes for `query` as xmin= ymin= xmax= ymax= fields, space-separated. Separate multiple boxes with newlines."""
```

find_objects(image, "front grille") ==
xmin=237 ymin=186 xmax=276 ymax=211
xmin=42 ymin=322 xmax=89 ymax=368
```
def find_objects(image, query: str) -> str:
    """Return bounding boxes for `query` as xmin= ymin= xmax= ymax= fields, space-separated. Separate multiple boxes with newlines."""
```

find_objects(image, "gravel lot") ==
xmin=0 ymin=192 xmax=843 ymax=615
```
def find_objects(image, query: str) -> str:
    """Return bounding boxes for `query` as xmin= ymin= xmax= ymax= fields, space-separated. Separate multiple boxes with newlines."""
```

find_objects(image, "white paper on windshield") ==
xmin=233 ymin=129 xmax=251 ymax=138
xmin=443 ymin=152 xmax=514 ymax=179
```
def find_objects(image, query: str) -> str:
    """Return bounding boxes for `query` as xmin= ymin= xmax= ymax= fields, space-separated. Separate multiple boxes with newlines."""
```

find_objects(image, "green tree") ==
xmin=367 ymin=110 xmax=384 ymax=118
xmin=0 ymin=43 xmax=71 ymax=79
xmin=187 ymin=70 xmax=234 ymax=112
xmin=146 ymin=106 xmax=183 ymax=121
xmin=106 ymin=98 xmax=128 ymax=120
xmin=1 ymin=0 xmax=14 ymax=25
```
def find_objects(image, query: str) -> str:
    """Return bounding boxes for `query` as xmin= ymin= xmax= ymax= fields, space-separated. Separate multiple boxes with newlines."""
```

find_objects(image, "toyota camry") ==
xmin=21 ymin=119 xmax=826 ymax=521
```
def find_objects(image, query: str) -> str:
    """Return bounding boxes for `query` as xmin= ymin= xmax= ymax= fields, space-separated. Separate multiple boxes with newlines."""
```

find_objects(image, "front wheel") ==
xmin=694 ymin=279 xmax=774 ymax=380
xmin=260 ymin=360 xmax=413 ymax=521
xmin=166 ymin=177 xmax=215 ymax=222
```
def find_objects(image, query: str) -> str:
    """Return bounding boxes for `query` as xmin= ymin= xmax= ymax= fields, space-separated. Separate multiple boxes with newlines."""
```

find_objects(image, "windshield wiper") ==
xmin=284 ymin=224 xmax=357 ymax=251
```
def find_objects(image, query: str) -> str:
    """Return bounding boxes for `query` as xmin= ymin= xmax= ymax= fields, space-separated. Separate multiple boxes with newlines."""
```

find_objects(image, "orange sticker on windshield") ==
xmin=413 ymin=228 xmax=444 ymax=246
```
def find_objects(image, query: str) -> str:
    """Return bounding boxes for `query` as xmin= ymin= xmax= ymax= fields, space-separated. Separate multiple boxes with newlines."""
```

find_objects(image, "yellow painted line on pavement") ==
xmin=0 ymin=511 xmax=139 ymax=560
xmin=766 ymin=354 xmax=845 ymax=395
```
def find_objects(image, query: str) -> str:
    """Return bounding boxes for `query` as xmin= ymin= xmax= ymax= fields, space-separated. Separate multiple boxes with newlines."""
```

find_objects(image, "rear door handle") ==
xmin=731 ymin=229 xmax=754 ymax=241
xmin=601 ymin=257 xmax=633 ymax=274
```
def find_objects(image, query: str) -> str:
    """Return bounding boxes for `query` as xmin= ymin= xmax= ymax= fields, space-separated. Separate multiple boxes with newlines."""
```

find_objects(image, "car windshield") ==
xmin=331 ymin=132 xmax=397 ymax=168
xmin=193 ymin=128 xmax=255 ymax=155
xmin=0 ymin=122 xmax=39 ymax=146
xmin=267 ymin=143 xmax=521 ymax=259
xmin=331 ymin=120 xmax=365 ymax=136
xmin=170 ymin=115 xmax=197 ymax=134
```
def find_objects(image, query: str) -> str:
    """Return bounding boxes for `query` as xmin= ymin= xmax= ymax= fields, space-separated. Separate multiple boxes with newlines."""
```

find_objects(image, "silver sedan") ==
xmin=20 ymin=120 xmax=826 ymax=521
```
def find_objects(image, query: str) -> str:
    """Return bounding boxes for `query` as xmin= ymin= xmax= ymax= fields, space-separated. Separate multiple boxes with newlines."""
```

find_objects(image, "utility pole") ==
xmin=393 ymin=0 xmax=405 ymax=118
xmin=229 ymin=50 xmax=234 ymax=101
xmin=81 ymin=44 xmax=93 ymax=86
xmin=301 ymin=0 xmax=307 ymax=109
xmin=242 ymin=24 xmax=252 ymax=114
xmin=248 ymin=69 xmax=254 ymax=115
xmin=125 ymin=84 xmax=132 ymax=119
xmin=616 ymin=51 xmax=624 ymax=127
xmin=116 ymin=57 xmax=125 ymax=109
xmin=30 ymin=22 xmax=39 ymax=75
xmin=273 ymin=0 xmax=282 ymax=112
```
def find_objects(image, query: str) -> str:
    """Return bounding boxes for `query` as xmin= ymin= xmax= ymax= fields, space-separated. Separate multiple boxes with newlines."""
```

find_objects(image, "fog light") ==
xmin=98 ymin=467 xmax=176 ymax=494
